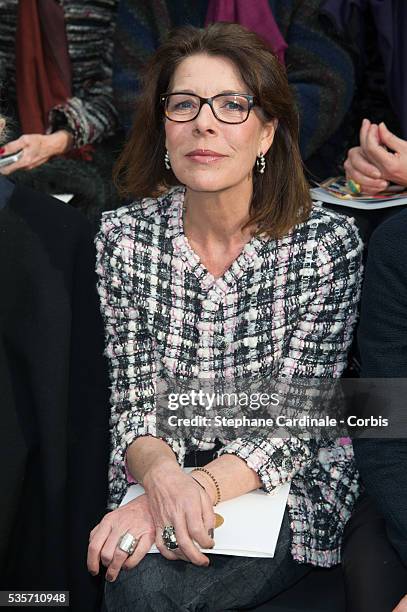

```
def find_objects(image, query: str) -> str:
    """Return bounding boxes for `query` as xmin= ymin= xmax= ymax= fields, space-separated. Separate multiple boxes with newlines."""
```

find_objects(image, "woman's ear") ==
xmin=259 ymin=118 xmax=278 ymax=156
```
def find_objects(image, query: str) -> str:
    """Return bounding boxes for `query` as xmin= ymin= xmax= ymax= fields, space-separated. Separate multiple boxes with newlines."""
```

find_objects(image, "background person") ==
xmin=0 ymin=113 xmax=110 ymax=611
xmin=341 ymin=209 xmax=407 ymax=612
xmin=88 ymin=23 xmax=363 ymax=611
xmin=0 ymin=0 xmax=120 ymax=220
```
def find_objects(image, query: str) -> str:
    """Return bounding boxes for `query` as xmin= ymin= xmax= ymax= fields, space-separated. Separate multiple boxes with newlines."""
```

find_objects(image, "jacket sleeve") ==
xmin=95 ymin=211 xmax=186 ymax=504
xmin=273 ymin=0 xmax=355 ymax=160
xmin=47 ymin=0 xmax=118 ymax=148
xmin=218 ymin=214 xmax=363 ymax=492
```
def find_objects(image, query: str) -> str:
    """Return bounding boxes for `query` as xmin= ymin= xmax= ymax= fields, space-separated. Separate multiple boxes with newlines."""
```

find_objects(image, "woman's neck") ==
xmin=184 ymin=181 xmax=254 ymax=248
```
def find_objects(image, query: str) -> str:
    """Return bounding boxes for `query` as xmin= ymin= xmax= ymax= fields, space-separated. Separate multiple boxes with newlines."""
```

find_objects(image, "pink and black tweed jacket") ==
xmin=96 ymin=186 xmax=363 ymax=567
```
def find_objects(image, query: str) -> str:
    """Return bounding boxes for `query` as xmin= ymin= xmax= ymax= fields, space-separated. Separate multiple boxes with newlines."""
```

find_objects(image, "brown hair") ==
xmin=114 ymin=22 xmax=312 ymax=238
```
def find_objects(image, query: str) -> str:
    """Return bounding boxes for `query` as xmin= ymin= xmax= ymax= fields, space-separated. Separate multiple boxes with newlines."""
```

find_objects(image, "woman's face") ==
xmin=164 ymin=53 xmax=276 ymax=195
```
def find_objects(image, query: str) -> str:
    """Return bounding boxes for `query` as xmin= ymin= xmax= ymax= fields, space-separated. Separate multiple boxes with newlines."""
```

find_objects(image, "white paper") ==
xmin=311 ymin=187 xmax=407 ymax=211
xmin=52 ymin=193 xmax=74 ymax=203
xmin=120 ymin=469 xmax=290 ymax=558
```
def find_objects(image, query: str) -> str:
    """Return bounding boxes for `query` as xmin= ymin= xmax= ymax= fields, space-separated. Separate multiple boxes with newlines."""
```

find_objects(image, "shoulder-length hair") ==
xmin=114 ymin=22 xmax=312 ymax=238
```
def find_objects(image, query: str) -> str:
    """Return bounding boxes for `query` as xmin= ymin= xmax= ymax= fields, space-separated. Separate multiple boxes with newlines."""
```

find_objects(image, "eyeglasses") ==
xmin=160 ymin=92 xmax=256 ymax=124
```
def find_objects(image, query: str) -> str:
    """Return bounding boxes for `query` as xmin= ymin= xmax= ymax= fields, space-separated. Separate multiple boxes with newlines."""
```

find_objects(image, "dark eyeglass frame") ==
xmin=160 ymin=92 xmax=257 ymax=124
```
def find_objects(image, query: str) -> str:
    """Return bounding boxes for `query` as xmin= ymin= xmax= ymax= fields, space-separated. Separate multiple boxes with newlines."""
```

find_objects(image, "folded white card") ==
xmin=120 ymin=469 xmax=290 ymax=558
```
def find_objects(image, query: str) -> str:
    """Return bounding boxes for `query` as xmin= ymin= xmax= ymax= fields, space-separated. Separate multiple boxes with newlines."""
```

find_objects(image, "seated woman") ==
xmin=88 ymin=23 xmax=363 ymax=611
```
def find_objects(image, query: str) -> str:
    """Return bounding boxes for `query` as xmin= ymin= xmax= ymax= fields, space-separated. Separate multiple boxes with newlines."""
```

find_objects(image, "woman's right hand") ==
xmin=87 ymin=493 xmax=156 ymax=582
xmin=143 ymin=458 xmax=215 ymax=566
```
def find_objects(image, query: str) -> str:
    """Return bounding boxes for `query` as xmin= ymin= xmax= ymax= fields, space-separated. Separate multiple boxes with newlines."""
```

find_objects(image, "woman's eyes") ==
xmin=173 ymin=99 xmax=198 ymax=110
xmin=222 ymin=100 xmax=244 ymax=111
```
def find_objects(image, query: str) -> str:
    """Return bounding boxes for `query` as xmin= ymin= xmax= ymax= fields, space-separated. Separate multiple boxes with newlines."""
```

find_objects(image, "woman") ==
xmin=88 ymin=23 xmax=363 ymax=610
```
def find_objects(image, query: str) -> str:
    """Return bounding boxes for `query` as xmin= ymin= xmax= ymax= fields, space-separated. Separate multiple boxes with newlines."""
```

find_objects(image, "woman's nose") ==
xmin=192 ymin=102 xmax=218 ymax=133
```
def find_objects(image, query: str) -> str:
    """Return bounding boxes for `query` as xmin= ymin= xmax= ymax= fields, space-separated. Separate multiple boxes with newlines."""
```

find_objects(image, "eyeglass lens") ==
xmin=165 ymin=94 xmax=250 ymax=123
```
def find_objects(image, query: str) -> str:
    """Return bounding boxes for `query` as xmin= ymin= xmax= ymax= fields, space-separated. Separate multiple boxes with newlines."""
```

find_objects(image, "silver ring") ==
xmin=118 ymin=531 xmax=137 ymax=555
xmin=162 ymin=525 xmax=178 ymax=550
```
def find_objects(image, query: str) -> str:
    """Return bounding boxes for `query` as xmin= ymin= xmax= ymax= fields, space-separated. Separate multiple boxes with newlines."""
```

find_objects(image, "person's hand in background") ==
xmin=344 ymin=119 xmax=407 ymax=194
xmin=0 ymin=131 xmax=73 ymax=175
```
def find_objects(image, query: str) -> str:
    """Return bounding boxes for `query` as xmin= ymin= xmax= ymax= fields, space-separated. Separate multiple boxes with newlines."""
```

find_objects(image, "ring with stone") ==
xmin=118 ymin=531 xmax=138 ymax=555
xmin=162 ymin=525 xmax=179 ymax=550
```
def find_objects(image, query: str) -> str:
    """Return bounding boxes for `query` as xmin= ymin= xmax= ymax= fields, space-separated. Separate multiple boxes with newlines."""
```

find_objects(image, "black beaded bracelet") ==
xmin=191 ymin=468 xmax=221 ymax=506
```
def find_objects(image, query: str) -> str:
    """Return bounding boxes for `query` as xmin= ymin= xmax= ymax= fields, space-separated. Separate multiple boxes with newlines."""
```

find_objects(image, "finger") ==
xmin=87 ymin=519 xmax=113 ymax=575
xmin=344 ymin=160 xmax=388 ymax=194
xmin=379 ymin=122 xmax=406 ymax=153
xmin=186 ymin=491 xmax=215 ymax=549
xmin=104 ymin=534 xmax=134 ymax=582
xmin=364 ymin=123 xmax=390 ymax=164
xmin=155 ymin=526 xmax=179 ymax=561
xmin=345 ymin=148 xmax=383 ymax=179
xmin=100 ymin=528 xmax=131 ymax=568
xmin=359 ymin=118 xmax=371 ymax=151
xmin=0 ymin=151 xmax=30 ymax=176
xmin=173 ymin=515 xmax=210 ymax=566
xmin=155 ymin=525 xmax=191 ymax=563
xmin=200 ymin=493 xmax=216 ymax=545
xmin=1 ymin=136 xmax=25 ymax=156
xmin=122 ymin=533 xmax=155 ymax=570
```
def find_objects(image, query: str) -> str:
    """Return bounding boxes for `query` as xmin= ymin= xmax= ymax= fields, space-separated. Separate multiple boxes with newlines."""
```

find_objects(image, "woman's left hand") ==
xmin=143 ymin=459 xmax=215 ymax=566
xmin=0 ymin=131 xmax=73 ymax=175
xmin=393 ymin=594 xmax=407 ymax=612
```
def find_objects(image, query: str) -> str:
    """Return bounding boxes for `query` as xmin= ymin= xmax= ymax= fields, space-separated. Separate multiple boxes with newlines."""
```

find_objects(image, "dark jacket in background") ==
xmin=0 ymin=179 xmax=110 ymax=611
xmin=355 ymin=209 xmax=407 ymax=568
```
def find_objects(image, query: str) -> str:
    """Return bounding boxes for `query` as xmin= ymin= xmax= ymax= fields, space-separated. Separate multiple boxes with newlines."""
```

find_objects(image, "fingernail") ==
xmin=0 ymin=147 xmax=5 ymax=155
xmin=90 ymin=570 xmax=98 ymax=576
xmin=106 ymin=575 xmax=114 ymax=582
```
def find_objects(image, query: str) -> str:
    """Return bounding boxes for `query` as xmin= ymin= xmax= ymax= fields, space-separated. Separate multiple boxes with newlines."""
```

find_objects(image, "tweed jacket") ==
xmin=0 ymin=0 xmax=118 ymax=148
xmin=96 ymin=186 xmax=363 ymax=566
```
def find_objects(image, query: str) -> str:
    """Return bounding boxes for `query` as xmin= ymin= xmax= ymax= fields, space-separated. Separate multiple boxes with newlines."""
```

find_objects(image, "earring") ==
xmin=164 ymin=150 xmax=171 ymax=170
xmin=256 ymin=153 xmax=266 ymax=174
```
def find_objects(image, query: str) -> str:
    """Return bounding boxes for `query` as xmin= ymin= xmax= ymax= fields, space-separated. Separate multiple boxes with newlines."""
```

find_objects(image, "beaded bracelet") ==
xmin=191 ymin=468 xmax=221 ymax=506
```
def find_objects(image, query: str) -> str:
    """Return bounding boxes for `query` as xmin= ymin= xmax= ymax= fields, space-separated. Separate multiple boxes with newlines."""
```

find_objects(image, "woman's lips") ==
xmin=185 ymin=150 xmax=227 ymax=164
